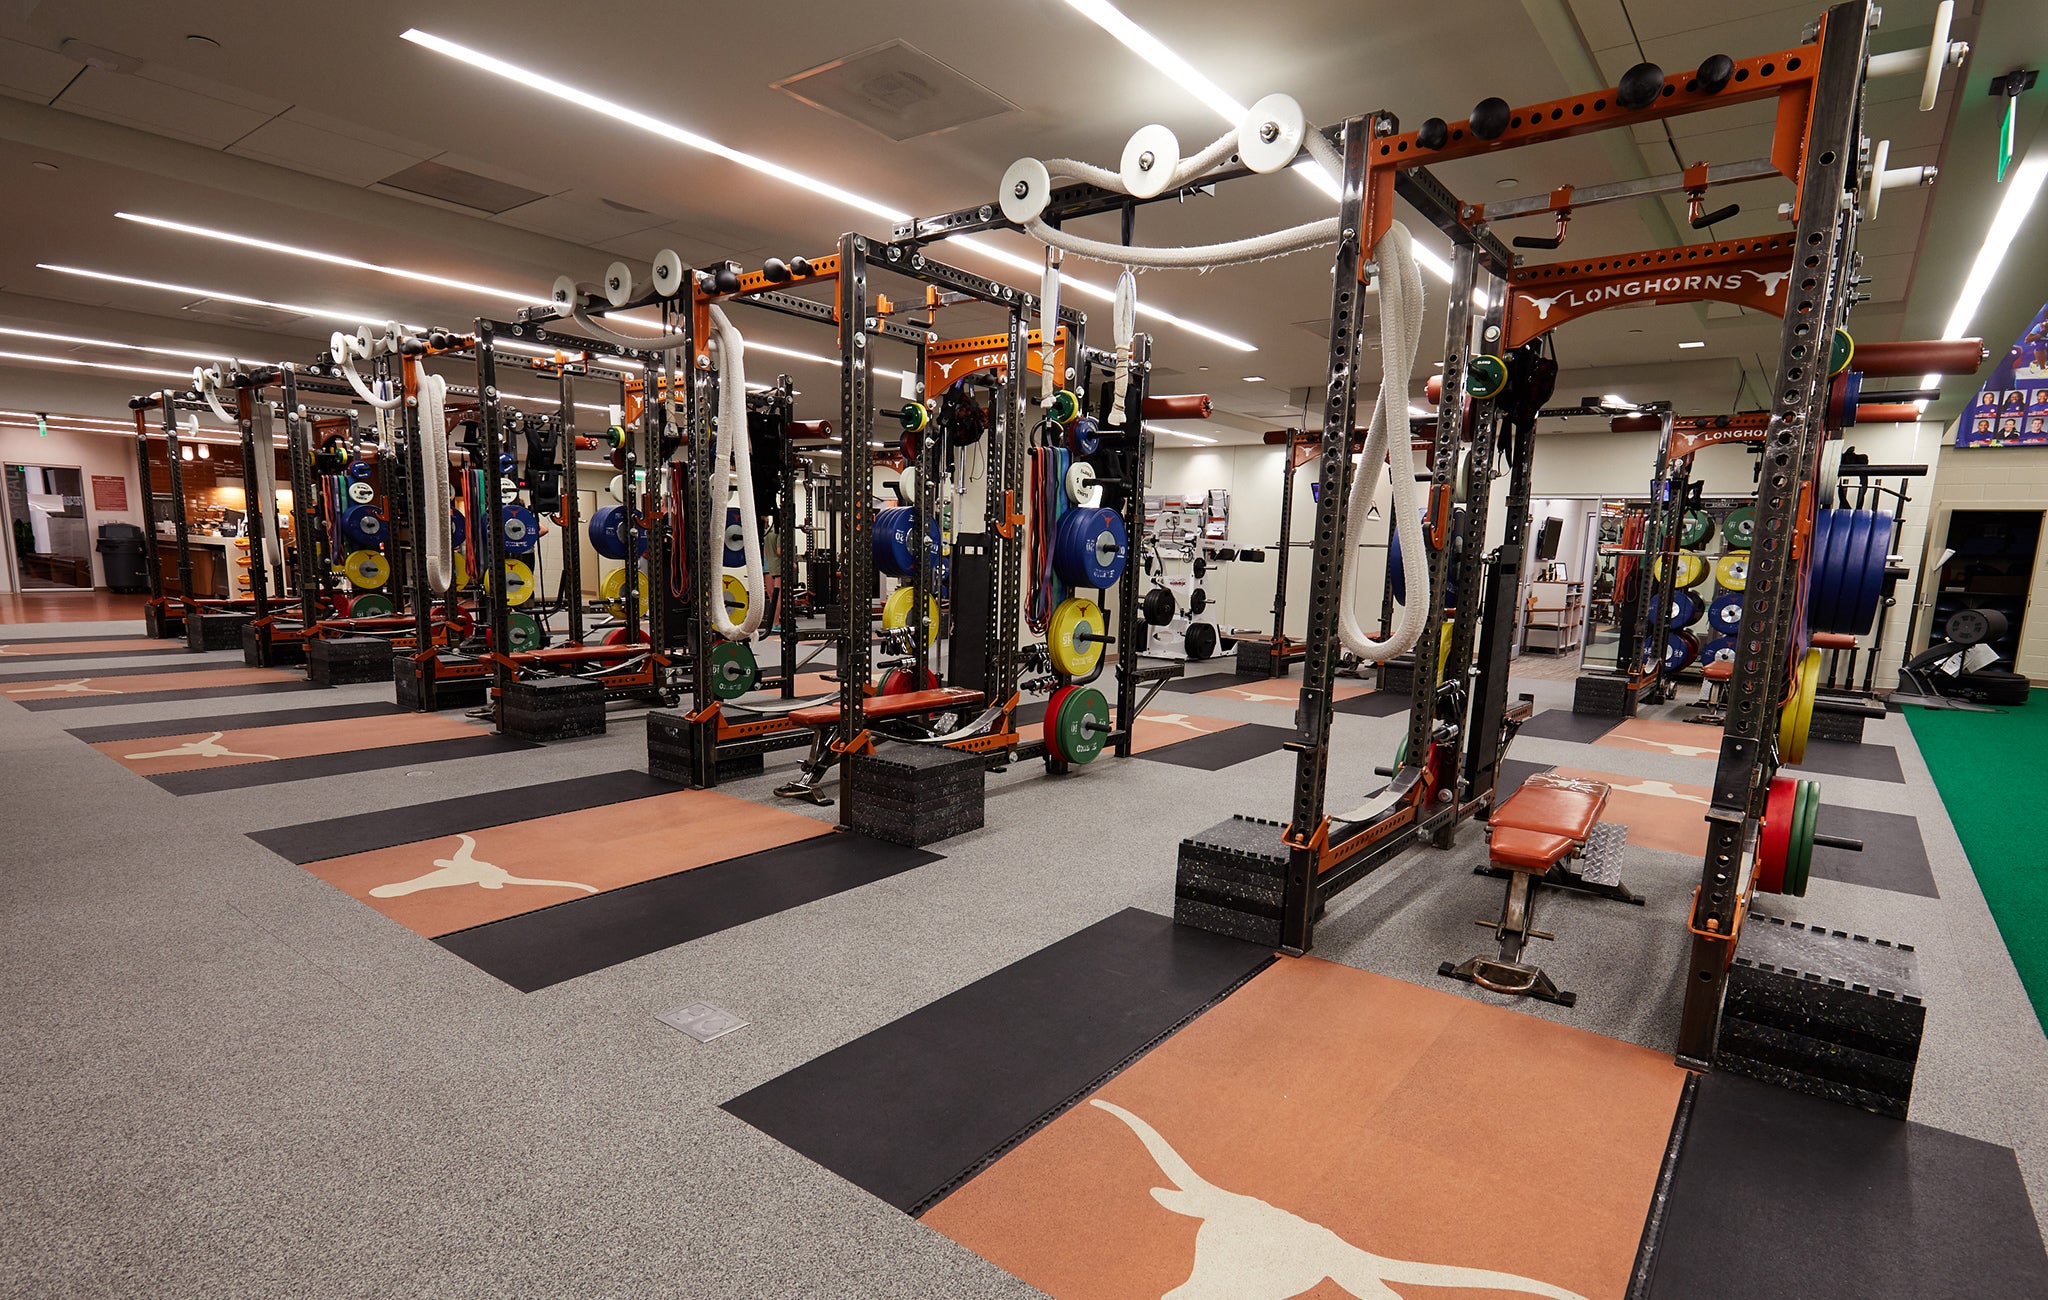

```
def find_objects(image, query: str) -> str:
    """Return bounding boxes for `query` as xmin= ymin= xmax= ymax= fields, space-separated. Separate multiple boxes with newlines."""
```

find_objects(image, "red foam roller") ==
xmin=1141 ymin=394 xmax=1213 ymax=419
xmin=1850 ymin=339 xmax=1986 ymax=378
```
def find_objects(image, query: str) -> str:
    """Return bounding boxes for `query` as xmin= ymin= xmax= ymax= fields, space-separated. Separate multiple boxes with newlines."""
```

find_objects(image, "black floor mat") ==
xmin=67 ymin=700 xmax=403 ymax=743
xmin=1514 ymin=709 xmax=1622 ymax=744
xmin=1643 ymin=1071 xmax=2048 ymax=1299
xmin=0 ymin=657 xmax=236 ymax=682
xmin=0 ymin=647 xmax=184 ymax=666
xmin=437 ymin=833 xmax=940 ymax=991
xmin=722 ymin=908 xmax=1272 ymax=1215
xmin=1139 ymin=723 xmax=1293 ymax=770
xmin=1808 ymin=805 xmax=1937 ymax=898
xmin=1335 ymin=690 xmax=1410 ymax=717
xmin=148 ymin=734 xmax=535 ymax=795
xmin=1160 ymin=671 xmax=1267 ymax=695
xmin=9 ymin=681 xmax=316 ymax=711
xmin=1494 ymin=758 xmax=1555 ymax=803
xmin=1788 ymin=738 xmax=1906 ymax=784
xmin=250 ymin=770 xmax=673 ymax=864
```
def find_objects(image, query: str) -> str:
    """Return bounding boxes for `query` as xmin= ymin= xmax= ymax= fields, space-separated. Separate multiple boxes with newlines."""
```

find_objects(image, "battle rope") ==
xmin=417 ymin=371 xmax=455 ymax=596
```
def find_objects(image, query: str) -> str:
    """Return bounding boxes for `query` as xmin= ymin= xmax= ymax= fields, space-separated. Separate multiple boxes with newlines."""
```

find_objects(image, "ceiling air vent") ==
xmin=773 ymin=40 xmax=1015 ymax=142
xmin=179 ymin=298 xmax=306 ymax=329
xmin=378 ymin=159 xmax=545 ymax=214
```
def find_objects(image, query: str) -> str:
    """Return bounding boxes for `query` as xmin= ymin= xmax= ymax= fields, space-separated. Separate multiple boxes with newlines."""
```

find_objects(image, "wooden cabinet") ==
xmin=1523 ymin=580 xmax=1585 ymax=654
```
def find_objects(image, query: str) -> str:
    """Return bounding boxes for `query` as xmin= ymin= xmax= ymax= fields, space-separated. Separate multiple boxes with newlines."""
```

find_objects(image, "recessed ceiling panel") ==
xmin=773 ymin=40 xmax=1016 ymax=142
xmin=377 ymin=159 xmax=547 ymax=215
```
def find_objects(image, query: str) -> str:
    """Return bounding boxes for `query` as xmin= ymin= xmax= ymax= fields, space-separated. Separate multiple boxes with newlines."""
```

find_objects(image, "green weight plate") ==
xmin=1787 ymin=778 xmax=1818 ymax=898
xmin=1829 ymin=327 xmax=1855 ymax=376
xmin=1052 ymin=684 xmax=1109 ymax=765
xmin=1722 ymin=505 xmax=1756 ymax=548
xmin=507 ymin=610 xmax=542 ymax=653
xmin=349 ymin=592 xmax=395 ymax=617
xmin=709 ymin=640 xmax=758 ymax=700
xmin=1679 ymin=509 xmax=1714 ymax=549
xmin=1394 ymin=731 xmax=1409 ymax=770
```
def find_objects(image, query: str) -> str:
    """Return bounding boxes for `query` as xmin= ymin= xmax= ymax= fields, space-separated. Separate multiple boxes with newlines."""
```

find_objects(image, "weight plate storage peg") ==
xmin=1045 ymin=684 xmax=1110 ymax=764
xmin=1708 ymin=593 xmax=1745 ymax=634
xmin=708 ymin=641 xmax=758 ymax=700
xmin=881 ymin=584 xmax=941 ymax=649
xmin=1052 ymin=506 xmax=1128 ymax=588
xmin=1722 ymin=505 xmax=1755 ymax=548
xmin=1715 ymin=551 xmax=1750 ymax=592
xmin=501 ymin=504 xmax=539 ymax=555
xmin=349 ymin=592 xmax=395 ymax=617
xmin=344 ymin=549 xmax=391 ymax=590
xmin=1048 ymin=597 xmax=1107 ymax=677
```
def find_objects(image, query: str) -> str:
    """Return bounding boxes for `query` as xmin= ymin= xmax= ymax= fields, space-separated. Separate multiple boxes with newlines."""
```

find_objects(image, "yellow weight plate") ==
xmin=1653 ymin=553 xmax=1707 ymax=589
xmin=601 ymin=566 xmax=650 ymax=617
xmin=343 ymin=549 xmax=390 ymax=590
xmin=881 ymin=584 xmax=940 ymax=649
xmin=1715 ymin=550 xmax=1750 ymax=592
xmin=452 ymin=550 xmax=470 ymax=590
xmin=1777 ymin=648 xmax=1821 ymax=765
xmin=1048 ymin=596 xmax=1105 ymax=677
xmin=722 ymin=573 xmax=749 ymax=622
xmin=488 ymin=558 xmax=535 ymax=606
xmin=1438 ymin=619 xmax=1453 ymax=680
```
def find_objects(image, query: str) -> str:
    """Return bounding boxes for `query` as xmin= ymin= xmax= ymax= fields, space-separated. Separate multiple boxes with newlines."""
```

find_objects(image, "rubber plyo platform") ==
xmin=1335 ymin=688 xmax=1412 ymax=717
xmin=723 ymin=908 xmax=1273 ymax=1215
xmin=437 ymin=833 xmax=940 ymax=991
xmin=1642 ymin=1071 xmax=2048 ymax=1299
xmin=1809 ymin=805 xmax=1938 ymax=898
xmin=922 ymin=955 xmax=1687 ymax=1300
xmin=1516 ymin=709 xmax=1624 ymax=744
xmin=1789 ymin=738 xmax=1906 ymax=784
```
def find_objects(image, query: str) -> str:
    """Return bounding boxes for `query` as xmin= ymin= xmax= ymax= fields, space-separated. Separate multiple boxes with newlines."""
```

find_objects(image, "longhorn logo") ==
xmin=1092 ymin=1099 xmax=1590 ymax=1300
xmin=1607 ymin=733 xmax=1718 ymax=759
xmin=1747 ymin=269 xmax=1791 ymax=296
xmin=5 ymin=678 xmax=116 ymax=696
xmin=1604 ymin=776 xmax=1711 ymax=805
xmin=1143 ymin=712 xmax=1208 ymax=732
xmin=935 ymin=358 xmax=964 ymax=380
xmin=1221 ymin=688 xmax=1296 ymax=705
xmin=1524 ymin=292 xmax=1568 ymax=321
xmin=122 ymin=732 xmax=278 ymax=762
xmin=369 ymin=835 xmax=598 ymax=899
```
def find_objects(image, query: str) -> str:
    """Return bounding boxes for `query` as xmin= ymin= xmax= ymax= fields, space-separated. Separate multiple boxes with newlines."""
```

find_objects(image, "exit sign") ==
xmin=1991 ymin=69 xmax=2038 ymax=183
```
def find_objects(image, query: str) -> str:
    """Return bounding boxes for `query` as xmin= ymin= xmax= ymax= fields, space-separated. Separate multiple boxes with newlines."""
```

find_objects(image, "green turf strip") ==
xmin=1905 ymin=689 xmax=2048 ymax=1032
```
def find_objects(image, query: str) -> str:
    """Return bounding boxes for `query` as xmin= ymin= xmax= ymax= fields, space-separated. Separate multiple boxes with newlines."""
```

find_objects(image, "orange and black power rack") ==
xmin=930 ymin=0 xmax=1959 ymax=1087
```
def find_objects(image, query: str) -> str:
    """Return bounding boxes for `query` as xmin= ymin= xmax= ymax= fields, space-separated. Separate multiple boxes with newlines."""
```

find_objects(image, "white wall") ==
xmin=0 ymin=425 xmax=144 ymax=593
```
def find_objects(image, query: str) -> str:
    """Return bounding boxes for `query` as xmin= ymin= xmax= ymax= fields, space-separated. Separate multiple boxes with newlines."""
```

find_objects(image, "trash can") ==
xmin=96 ymin=522 xmax=148 ymax=593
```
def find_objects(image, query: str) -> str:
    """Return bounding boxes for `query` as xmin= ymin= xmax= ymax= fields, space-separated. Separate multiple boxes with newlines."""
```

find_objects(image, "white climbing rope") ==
xmin=417 ymin=371 xmax=455 ymax=595
xmin=707 ymin=305 xmax=764 ymax=640
xmin=1025 ymin=215 xmax=1341 ymax=270
xmin=1337 ymin=222 xmax=1429 ymax=662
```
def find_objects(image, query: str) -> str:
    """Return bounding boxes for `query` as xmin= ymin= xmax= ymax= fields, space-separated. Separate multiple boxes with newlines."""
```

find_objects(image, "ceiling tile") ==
xmin=54 ymin=67 xmax=275 ymax=149
xmin=0 ymin=36 xmax=80 ymax=103
xmin=230 ymin=114 xmax=424 ymax=187
xmin=496 ymin=190 xmax=669 ymax=245
xmin=136 ymin=63 xmax=289 ymax=117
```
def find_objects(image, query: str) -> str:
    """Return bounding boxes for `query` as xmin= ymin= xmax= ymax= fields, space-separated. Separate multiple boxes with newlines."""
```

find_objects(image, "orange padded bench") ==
xmin=789 ymin=687 xmax=983 ymax=729
xmin=1488 ymin=772 xmax=1609 ymax=873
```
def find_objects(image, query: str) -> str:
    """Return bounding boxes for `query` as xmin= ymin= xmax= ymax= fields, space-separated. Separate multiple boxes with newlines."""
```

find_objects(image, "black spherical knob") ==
xmin=713 ymin=265 xmax=742 ymax=294
xmin=1617 ymin=61 xmax=1666 ymax=110
xmin=1417 ymin=117 xmax=1448 ymax=150
xmin=789 ymin=256 xmax=814 ymax=278
xmin=1696 ymin=54 xmax=1735 ymax=94
xmin=761 ymin=257 xmax=791 ymax=284
xmin=1470 ymin=97 xmax=1511 ymax=141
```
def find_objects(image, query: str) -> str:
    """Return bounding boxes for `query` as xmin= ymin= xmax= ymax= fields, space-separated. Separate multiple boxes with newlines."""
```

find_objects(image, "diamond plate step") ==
xmin=1577 ymin=821 xmax=1628 ymax=886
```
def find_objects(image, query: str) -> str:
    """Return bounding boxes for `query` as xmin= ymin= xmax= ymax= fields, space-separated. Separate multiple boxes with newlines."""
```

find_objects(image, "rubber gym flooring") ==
xmin=2 ymin=620 xmax=2045 ymax=1298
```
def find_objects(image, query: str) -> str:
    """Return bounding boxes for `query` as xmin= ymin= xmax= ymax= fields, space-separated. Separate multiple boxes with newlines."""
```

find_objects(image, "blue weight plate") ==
xmin=344 ymin=460 xmax=374 ymax=482
xmin=501 ymin=503 xmax=538 ymax=555
xmin=498 ymin=453 xmax=517 ymax=477
xmin=724 ymin=507 xmax=746 ymax=567
xmin=450 ymin=508 xmax=466 ymax=549
xmin=341 ymin=503 xmax=385 ymax=545
xmin=1665 ymin=631 xmax=1699 ymax=673
xmin=1053 ymin=505 xmax=1128 ymax=588
xmin=1848 ymin=510 xmax=1895 ymax=636
xmin=588 ymin=504 xmax=626 ymax=560
xmin=872 ymin=507 xmax=938 ymax=578
xmin=1806 ymin=508 xmax=1838 ymax=633
xmin=1067 ymin=417 xmax=1101 ymax=456
xmin=1823 ymin=509 xmax=1869 ymax=635
xmin=1669 ymin=589 xmax=1704 ymax=627
xmin=1702 ymin=635 xmax=1736 ymax=665
xmin=1388 ymin=526 xmax=1405 ymax=604
xmin=1709 ymin=592 xmax=1745 ymax=634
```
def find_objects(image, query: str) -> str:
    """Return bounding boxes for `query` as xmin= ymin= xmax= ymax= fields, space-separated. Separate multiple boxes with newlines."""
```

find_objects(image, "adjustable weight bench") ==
xmin=773 ymin=686 xmax=985 ymax=806
xmin=1439 ymin=772 xmax=1637 ymax=1007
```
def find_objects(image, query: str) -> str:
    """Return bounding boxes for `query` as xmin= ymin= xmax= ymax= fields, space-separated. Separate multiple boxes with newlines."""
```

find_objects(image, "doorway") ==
xmin=1929 ymin=509 xmax=2041 ymax=666
xmin=3 ymin=463 xmax=93 ymax=590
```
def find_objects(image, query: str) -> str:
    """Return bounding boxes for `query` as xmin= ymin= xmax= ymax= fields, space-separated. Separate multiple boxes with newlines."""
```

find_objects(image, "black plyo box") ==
xmin=1175 ymin=814 xmax=1320 ymax=947
xmin=187 ymin=609 xmax=251 ymax=651
xmin=308 ymin=635 xmax=395 ymax=685
xmin=846 ymin=744 xmax=985 ymax=847
xmin=1573 ymin=672 xmax=1637 ymax=716
xmin=503 ymin=675 xmax=605 ymax=741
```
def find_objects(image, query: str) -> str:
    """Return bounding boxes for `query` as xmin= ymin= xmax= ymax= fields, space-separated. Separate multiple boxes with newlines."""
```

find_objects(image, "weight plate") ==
xmin=1715 ymin=551 xmax=1750 ymax=592
xmin=1187 ymin=589 xmax=1207 ymax=616
xmin=879 ymin=666 xmax=939 ymax=696
xmin=1466 ymin=354 xmax=1508 ymax=399
xmin=1664 ymin=630 xmax=1699 ymax=674
xmin=1142 ymin=586 xmax=1176 ymax=627
xmin=343 ymin=549 xmax=390 ymax=590
xmin=492 ymin=559 xmax=535 ymax=606
xmin=1678 ymin=509 xmax=1714 ymax=548
xmin=603 ymin=628 xmax=647 ymax=646
xmin=601 ymin=566 xmax=649 ymax=617
xmin=1183 ymin=621 xmax=1217 ymax=661
xmin=1806 ymin=507 xmax=1839 ymax=634
xmin=498 ymin=452 xmax=517 ymax=477
xmin=507 ymin=610 xmax=542 ymax=653
xmin=1051 ymin=684 xmax=1110 ymax=764
xmin=721 ymin=573 xmax=749 ymax=623
xmin=498 ymin=479 xmax=520 ymax=505
xmin=589 ymin=504 xmax=626 ymax=560
xmin=1048 ymin=596 xmax=1106 ymax=677
xmin=1722 ymin=505 xmax=1755 ymax=548
xmin=1048 ymin=389 xmax=1081 ymax=426
xmin=349 ymin=592 xmax=394 ymax=617
xmin=872 ymin=506 xmax=940 ymax=579
xmin=1064 ymin=460 xmax=1103 ymax=509
xmin=450 ymin=508 xmax=466 ymax=549
xmin=1669 ymin=589 xmax=1704 ymax=628
xmin=1818 ymin=439 xmax=1844 ymax=509
xmin=1237 ymin=92 xmax=1307 ymax=175
xmin=1822 ymin=509 xmax=1870 ymax=635
xmin=881 ymin=584 xmax=941 ymax=649
xmin=341 ymin=503 xmax=386 ymax=546
xmin=452 ymin=551 xmax=470 ymax=590
xmin=1828 ymin=327 xmax=1855 ymax=376
xmin=1756 ymin=776 xmax=1795 ymax=895
xmin=1120 ymin=122 xmax=1182 ymax=198
xmin=1779 ymin=648 xmax=1820 ymax=765
xmin=1787 ymin=778 xmax=1819 ymax=897
xmin=345 ymin=479 xmax=376 ymax=505
xmin=1654 ymin=553 xmax=1707 ymax=590
xmin=607 ymin=474 xmax=625 ymax=502
xmin=724 ymin=507 xmax=746 ymax=567
xmin=501 ymin=504 xmax=538 ymax=555
xmin=1053 ymin=506 xmax=1128 ymax=588
xmin=1702 ymin=635 xmax=1736 ymax=666
xmin=1388 ymin=526 xmax=1407 ymax=604
xmin=1709 ymin=593 xmax=1744 ymax=634
xmin=708 ymin=641 xmax=758 ymax=700
xmin=1042 ymin=685 xmax=1073 ymax=763
xmin=1067 ymin=416 xmax=1101 ymax=456
xmin=1847 ymin=511 xmax=1894 ymax=636
xmin=344 ymin=460 xmax=374 ymax=482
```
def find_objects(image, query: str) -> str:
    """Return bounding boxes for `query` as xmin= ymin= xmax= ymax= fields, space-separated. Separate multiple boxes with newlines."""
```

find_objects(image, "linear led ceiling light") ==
xmin=0 ymin=324 xmax=249 ymax=366
xmin=399 ymin=28 xmax=1254 ymax=352
xmin=0 ymin=349 xmax=188 ymax=380
xmin=36 ymin=263 xmax=392 ymax=330
xmin=1917 ymin=148 xmax=2048 ymax=407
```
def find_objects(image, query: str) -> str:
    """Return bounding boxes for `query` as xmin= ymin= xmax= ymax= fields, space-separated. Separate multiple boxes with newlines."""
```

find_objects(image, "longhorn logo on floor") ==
xmin=1092 ymin=1099 xmax=1590 ymax=1300
xmin=1144 ymin=713 xmax=1207 ymax=732
xmin=5 ymin=678 xmax=116 ymax=695
xmin=1608 ymin=734 xmax=1718 ymax=759
xmin=369 ymin=834 xmax=598 ymax=899
xmin=1605 ymin=776 xmax=1710 ymax=806
xmin=1220 ymin=688 xmax=1294 ymax=705
xmin=122 ymin=732 xmax=278 ymax=762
